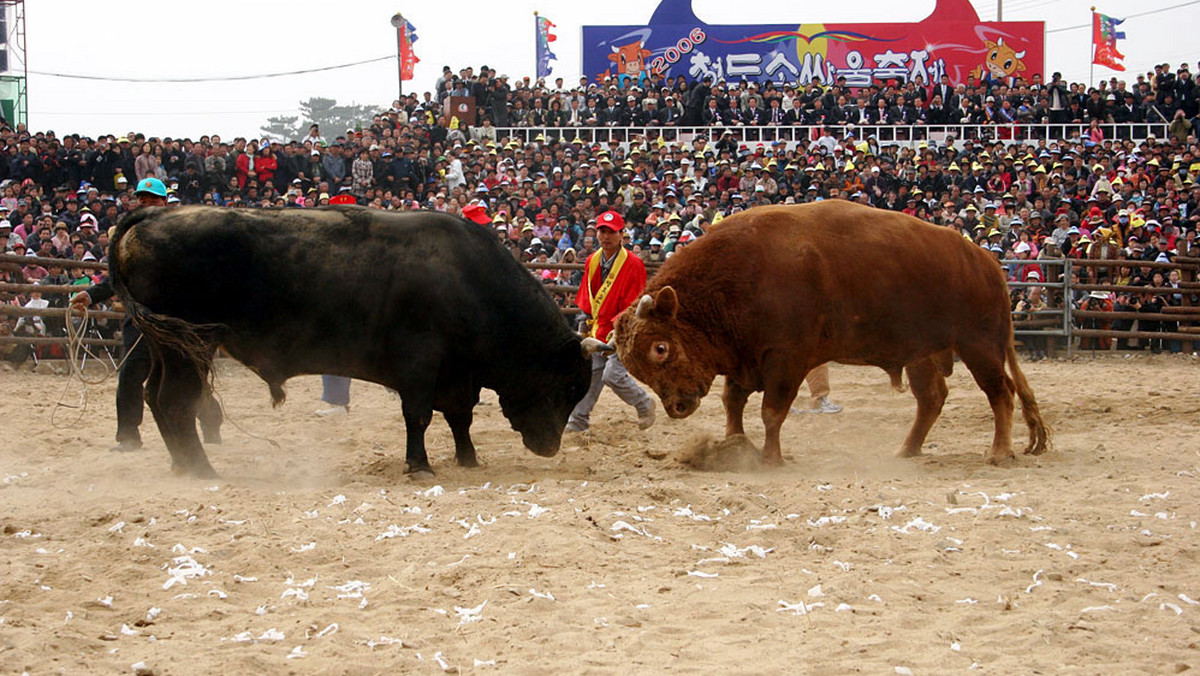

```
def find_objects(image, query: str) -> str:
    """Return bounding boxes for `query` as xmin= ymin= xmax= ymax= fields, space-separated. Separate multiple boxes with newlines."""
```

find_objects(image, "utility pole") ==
xmin=997 ymin=0 xmax=1003 ymax=20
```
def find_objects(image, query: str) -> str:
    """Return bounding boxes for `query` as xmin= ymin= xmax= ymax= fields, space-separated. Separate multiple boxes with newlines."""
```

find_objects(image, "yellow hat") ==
xmin=1034 ymin=165 xmax=1047 ymax=174
xmin=1079 ymin=234 xmax=1093 ymax=243
xmin=971 ymin=162 xmax=983 ymax=171
xmin=1131 ymin=215 xmax=1146 ymax=227
xmin=843 ymin=161 xmax=855 ymax=172
xmin=1147 ymin=159 xmax=1160 ymax=167
xmin=987 ymin=228 xmax=1001 ymax=237
xmin=949 ymin=162 xmax=960 ymax=171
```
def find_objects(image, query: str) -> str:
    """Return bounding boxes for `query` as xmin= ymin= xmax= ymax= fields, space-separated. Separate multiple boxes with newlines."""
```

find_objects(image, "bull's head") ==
xmin=983 ymin=38 xmax=1027 ymax=79
xmin=613 ymin=286 xmax=715 ymax=419
xmin=504 ymin=336 xmax=608 ymax=457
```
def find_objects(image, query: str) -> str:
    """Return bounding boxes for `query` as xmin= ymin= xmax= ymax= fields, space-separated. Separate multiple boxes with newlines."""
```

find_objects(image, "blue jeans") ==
xmin=321 ymin=376 xmax=351 ymax=407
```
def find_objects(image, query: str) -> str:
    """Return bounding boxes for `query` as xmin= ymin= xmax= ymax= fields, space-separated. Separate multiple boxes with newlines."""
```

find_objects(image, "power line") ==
xmin=1047 ymin=0 xmax=1200 ymax=33
xmin=28 ymin=55 xmax=394 ymax=83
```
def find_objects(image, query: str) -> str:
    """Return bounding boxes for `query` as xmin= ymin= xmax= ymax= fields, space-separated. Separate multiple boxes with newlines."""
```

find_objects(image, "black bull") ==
xmin=108 ymin=206 xmax=602 ymax=478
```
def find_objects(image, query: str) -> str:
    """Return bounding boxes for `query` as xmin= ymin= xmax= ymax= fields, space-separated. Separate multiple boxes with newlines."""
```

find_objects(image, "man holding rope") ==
xmin=69 ymin=178 xmax=222 ymax=453
xmin=566 ymin=210 xmax=655 ymax=434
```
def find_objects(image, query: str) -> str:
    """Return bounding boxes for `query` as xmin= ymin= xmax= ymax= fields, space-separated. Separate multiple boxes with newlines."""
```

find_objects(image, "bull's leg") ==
xmin=198 ymin=387 xmax=223 ymax=445
xmin=145 ymin=348 xmax=217 ymax=479
xmin=956 ymin=343 xmax=1016 ymax=465
xmin=400 ymin=395 xmax=436 ymax=475
xmin=759 ymin=373 xmax=802 ymax=467
xmin=721 ymin=377 xmax=751 ymax=437
xmin=897 ymin=357 xmax=949 ymax=458
xmin=443 ymin=408 xmax=479 ymax=468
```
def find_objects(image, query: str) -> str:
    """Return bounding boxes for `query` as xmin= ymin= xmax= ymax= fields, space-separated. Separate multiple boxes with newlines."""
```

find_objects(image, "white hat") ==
xmin=1014 ymin=242 xmax=1031 ymax=254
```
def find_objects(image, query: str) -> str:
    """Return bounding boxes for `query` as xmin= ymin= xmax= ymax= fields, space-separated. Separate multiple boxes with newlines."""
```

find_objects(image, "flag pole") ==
xmin=534 ymin=11 xmax=539 ymax=80
xmin=1089 ymin=6 xmax=1095 ymax=89
xmin=391 ymin=13 xmax=406 ymax=100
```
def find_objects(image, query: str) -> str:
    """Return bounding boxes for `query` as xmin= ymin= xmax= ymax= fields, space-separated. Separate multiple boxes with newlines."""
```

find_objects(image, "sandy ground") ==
xmin=2 ymin=355 xmax=1200 ymax=675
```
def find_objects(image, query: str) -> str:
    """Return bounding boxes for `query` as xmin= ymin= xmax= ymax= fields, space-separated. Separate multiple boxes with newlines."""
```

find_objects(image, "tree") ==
xmin=259 ymin=97 xmax=382 ymax=142
xmin=260 ymin=115 xmax=301 ymax=142
xmin=297 ymin=97 xmax=378 ymax=138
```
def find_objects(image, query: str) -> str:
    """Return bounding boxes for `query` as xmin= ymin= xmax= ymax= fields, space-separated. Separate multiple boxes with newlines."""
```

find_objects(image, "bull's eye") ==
xmin=652 ymin=342 xmax=670 ymax=363
xmin=1004 ymin=59 xmax=1013 ymax=70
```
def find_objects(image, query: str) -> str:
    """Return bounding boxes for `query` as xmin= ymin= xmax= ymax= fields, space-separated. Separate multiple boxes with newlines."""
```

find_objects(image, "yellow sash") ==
xmin=585 ymin=247 xmax=628 ymax=338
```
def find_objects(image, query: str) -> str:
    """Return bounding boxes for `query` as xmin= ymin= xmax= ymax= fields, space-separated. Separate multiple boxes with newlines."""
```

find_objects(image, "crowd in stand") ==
xmin=2 ymin=60 xmax=1200 ymax=357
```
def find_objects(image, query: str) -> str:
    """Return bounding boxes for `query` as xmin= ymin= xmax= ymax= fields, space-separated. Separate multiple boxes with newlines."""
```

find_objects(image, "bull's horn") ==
xmin=1014 ymin=49 xmax=1026 ymax=59
xmin=996 ymin=37 xmax=1005 ymax=46
xmin=635 ymin=294 xmax=655 ymax=318
xmin=581 ymin=337 xmax=615 ymax=357
xmin=611 ymin=45 xmax=619 ymax=53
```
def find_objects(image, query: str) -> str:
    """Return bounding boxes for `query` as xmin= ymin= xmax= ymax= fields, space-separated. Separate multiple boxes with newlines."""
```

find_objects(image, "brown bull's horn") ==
xmin=581 ymin=336 xmax=615 ymax=357
xmin=635 ymin=294 xmax=655 ymax=319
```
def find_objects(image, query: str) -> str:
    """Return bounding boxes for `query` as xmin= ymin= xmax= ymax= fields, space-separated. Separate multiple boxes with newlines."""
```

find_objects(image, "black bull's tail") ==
xmin=108 ymin=208 xmax=238 ymax=401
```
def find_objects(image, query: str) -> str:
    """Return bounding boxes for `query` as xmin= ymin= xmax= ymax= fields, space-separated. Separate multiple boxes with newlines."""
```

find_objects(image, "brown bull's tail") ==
xmin=1005 ymin=342 xmax=1050 ymax=455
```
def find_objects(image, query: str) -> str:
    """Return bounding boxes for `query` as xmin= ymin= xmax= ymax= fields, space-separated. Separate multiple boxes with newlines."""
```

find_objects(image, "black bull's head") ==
xmin=613 ymin=286 xmax=716 ymax=419
xmin=507 ymin=336 xmax=614 ymax=456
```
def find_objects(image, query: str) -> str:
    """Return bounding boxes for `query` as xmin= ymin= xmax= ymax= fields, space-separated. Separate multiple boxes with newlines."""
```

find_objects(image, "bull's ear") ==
xmin=655 ymin=286 xmax=678 ymax=320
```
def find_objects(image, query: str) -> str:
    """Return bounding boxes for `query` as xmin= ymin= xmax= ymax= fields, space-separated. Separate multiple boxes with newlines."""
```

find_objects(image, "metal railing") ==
xmin=3 ymin=251 xmax=1198 ymax=359
xmin=491 ymin=122 xmax=1170 ymax=150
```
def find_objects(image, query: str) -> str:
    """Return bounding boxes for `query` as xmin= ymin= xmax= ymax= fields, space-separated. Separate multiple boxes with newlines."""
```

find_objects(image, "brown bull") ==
xmin=614 ymin=201 xmax=1049 ymax=466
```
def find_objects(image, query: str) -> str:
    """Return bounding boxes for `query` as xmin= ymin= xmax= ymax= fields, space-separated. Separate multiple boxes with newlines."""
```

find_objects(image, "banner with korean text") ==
xmin=582 ymin=0 xmax=1043 ymax=88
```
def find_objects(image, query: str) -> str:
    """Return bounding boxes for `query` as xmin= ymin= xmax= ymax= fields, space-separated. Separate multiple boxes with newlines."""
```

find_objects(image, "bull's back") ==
xmin=113 ymin=207 xmax=502 ymax=332
xmin=657 ymin=202 xmax=1011 ymax=366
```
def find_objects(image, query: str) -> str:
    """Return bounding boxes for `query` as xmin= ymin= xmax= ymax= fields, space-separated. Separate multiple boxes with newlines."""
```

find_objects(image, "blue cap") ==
xmin=135 ymin=177 xmax=167 ymax=197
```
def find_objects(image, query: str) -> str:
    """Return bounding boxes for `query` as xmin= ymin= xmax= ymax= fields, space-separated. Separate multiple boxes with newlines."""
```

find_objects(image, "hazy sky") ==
xmin=19 ymin=0 xmax=1199 ymax=139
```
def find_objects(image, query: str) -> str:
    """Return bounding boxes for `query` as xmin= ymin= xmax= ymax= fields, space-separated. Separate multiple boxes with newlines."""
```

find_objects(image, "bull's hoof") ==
xmin=985 ymin=452 xmax=1016 ymax=467
xmin=1023 ymin=442 xmax=1048 ymax=456
xmin=895 ymin=446 xmax=923 ymax=458
xmin=172 ymin=462 xmax=219 ymax=480
xmin=456 ymin=455 xmax=481 ymax=468
xmin=405 ymin=463 xmax=436 ymax=479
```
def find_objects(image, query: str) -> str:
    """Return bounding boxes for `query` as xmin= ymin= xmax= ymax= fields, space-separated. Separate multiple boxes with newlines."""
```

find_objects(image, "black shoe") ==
xmin=110 ymin=440 xmax=142 ymax=453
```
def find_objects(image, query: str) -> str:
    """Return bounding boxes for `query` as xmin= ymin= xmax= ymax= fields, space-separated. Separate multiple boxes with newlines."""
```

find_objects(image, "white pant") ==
xmin=568 ymin=353 xmax=652 ymax=430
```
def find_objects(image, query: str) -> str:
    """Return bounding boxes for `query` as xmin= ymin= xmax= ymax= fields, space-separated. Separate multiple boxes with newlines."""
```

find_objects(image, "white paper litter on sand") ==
xmin=161 ymin=556 xmax=210 ymax=590
xmin=892 ymin=518 xmax=941 ymax=534
xmin=778 ymin=599 xmax=825 ymax=615
xmin=455 ymin=601 xmax=487 ymax=625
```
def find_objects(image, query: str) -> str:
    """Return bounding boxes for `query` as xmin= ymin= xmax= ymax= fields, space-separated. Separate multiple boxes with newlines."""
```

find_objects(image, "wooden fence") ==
xmin=2 ymin=251 xmax=1198 ymax=359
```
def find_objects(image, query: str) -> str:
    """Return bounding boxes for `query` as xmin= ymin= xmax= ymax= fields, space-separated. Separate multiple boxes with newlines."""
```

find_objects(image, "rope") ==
xmin=51 ymin=305 xmax=141 ymax=426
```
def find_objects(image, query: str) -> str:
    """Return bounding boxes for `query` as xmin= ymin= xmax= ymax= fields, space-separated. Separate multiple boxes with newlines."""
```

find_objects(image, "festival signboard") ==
xmin=582 ymin=0 xmax=1044 ymax=88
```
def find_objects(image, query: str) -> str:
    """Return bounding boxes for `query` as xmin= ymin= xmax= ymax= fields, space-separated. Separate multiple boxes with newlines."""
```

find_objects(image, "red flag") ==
xmin=1091 ymin=10 xmax=1127 ymax=71
xmin=400 ymin=20 xmax=420 ymax=81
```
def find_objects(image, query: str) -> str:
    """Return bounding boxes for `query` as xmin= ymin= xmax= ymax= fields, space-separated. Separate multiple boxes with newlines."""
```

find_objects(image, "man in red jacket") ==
xmin=567 ymin=210 xmax=655 ymax=432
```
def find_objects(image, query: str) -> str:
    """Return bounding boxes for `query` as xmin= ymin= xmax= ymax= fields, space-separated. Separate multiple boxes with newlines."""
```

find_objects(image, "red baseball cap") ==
xmin=462 ymin=204 xmax=491 ymax=225
xmin=596 ymin=210 xmax=625 ymax=232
